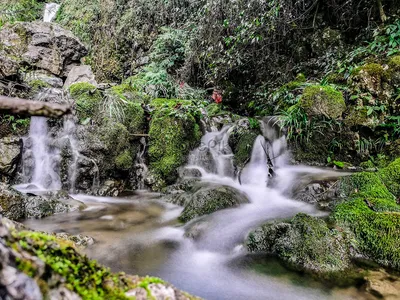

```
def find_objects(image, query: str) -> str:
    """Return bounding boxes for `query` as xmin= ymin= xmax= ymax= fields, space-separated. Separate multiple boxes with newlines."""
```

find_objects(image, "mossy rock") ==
xmin=379 ymin=158 xmax=400 ymax=198
xmin=99 ymin=120 xmax=134 ymax=172
xmin=344 ymin=107 xmax=378 ymax=128
xmin=148 ymin=99 xmax=202 ymax=185
xmin=299 ymin=85 xmax=345 ymax=119
xmin=228 ymin=122 xmax=260 ymax=169
xmin=388 ymin=56 xmax=400 ymax=71
xmin=1 ymin=219 xmax=196 ymax=299
xmin=178 ymin=184 xmax=250 ymax=222
xmin=246 ymin=213 xmax=353 ymax=276
xmin=69 ymin=82 xmax=102 ymax=121
xmin=332 ymin=163 xmax=400 ymax=270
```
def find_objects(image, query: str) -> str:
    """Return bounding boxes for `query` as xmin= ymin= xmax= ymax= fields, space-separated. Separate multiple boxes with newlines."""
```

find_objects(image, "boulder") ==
xmin=0 ymin=183 xmax=79 ymax=221
xmin=64 ymin=65 xmax=97 ymax=90
xmin=0 ymin=53 xmax=19 ymax=78
xmin=299 ymin=85 xmax=346 ymax=119
xmin=0 ymin=137 xmax=22 ymax=179
xmin=176 ymin=184 xmax=250 ymax=222
xmin=0 ymin=21 xmax=87 ymax=77
xmin=23 ymin=70 xmax=64 ymax=88
xmin=365 ymin=270 xmax=400 ymax=299
xmin=246 ymin=213 xmax=353 ymax=275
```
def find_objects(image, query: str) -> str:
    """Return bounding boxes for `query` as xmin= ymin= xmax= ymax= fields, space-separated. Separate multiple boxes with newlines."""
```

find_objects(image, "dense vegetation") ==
xmin=1 ymin=0 xmax=400 ymax=298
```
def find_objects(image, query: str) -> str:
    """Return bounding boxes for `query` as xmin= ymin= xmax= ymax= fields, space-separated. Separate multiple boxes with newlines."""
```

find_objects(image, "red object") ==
xmin=212 ymin=90 xmax=222 ymax=104
xmin=179 ymin=81 xmax=185 ymax=88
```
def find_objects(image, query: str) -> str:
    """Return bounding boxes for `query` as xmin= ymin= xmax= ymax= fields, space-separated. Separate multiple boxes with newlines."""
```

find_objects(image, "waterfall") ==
xmin=132 ymin=137 xmax=148 ymax=190
xmin=23 ymin=117 xmax=62 ymax=190
xmin=188 ymin=125 xmax=234 ymax=177
xmin=43 ymin=3 xmax=61 ymax=22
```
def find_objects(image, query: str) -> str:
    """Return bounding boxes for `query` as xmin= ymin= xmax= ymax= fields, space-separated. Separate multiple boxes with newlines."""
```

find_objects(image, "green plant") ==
xmin=3 ymin=115 xmax=30 ymax=131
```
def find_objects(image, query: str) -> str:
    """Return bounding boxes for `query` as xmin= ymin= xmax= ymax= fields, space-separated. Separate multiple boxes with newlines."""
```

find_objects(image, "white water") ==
xmin=26 ymin=117 xmax=62 ymax=190
xmin=24 ymin=120 xmax=357 ymax=299
xmin=43 ymin=3 xmax=60 ymax=22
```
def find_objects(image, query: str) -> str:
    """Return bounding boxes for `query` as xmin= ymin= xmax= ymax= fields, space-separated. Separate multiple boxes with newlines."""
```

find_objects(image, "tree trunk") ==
xmin=0 ymin=96 xmax=71 ymax=118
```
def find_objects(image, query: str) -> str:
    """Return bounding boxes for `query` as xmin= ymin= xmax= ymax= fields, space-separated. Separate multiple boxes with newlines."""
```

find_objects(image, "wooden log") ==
xmin=0 ymin=96 xmax=71 ymax=118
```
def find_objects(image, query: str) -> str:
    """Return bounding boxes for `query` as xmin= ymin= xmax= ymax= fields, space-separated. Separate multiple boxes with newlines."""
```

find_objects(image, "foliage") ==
xmin=2 ymin=114 xmax=30 ymax=131
xmin=0 ymin=0 xmax=44 ymax=27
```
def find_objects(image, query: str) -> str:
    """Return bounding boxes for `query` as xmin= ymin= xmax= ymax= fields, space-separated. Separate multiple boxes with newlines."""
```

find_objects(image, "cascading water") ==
xmin=22 ymin=117 xmax=62 ymax=190
xmin=24 ymin=119 xmax=357 ymax=299
xmin=43 ymin=3 xmax=60 ymax=23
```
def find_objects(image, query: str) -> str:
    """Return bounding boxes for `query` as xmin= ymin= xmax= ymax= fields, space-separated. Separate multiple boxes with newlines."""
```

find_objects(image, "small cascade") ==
xmin=22 ymin=117 xmax=61 ymax=190
xmin=62 ymin=117 xmax=80 ymax=192
xmin=43 ymin=3 xmax=61 ymax=22
xmin=188 ymin=125 xmax=234 ymax=177
xmin=132 ymin=137 xmax=148 ymax=190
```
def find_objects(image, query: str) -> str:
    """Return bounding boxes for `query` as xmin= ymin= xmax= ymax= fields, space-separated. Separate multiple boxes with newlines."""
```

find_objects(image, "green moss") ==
xmin=344 ymin=107 xmax=376 ymax=128
xmin=115 ymin=150 xmax=133 ymax=170
xmin=299 ymin=85 xmax=346 ymax=119
xmin=123 ymin=102 xmax=145 ymax=133
xmin=206 ymin=103 xmax=222 ymax=116
xmin=232 ymin=131 xmax=258 ymax=168
xmin=379 ymin=158 xmax=400 ymax=198
xmin=29 ymin=79 xmax=51 ymax=91
xmin=148 ymin=99 xmax=201 ymax=185
xmin=388 ymin=55 xmax=400 ymax=71
xmin=11 ymin=231 xmax=135 ymax=299
xmin=332 ymin=164 xmax=400 ymax=269
xmin=69 ymin=83 xmax=102 ymax=121
xmin=295 ymin=73 xmax=306 ymax=82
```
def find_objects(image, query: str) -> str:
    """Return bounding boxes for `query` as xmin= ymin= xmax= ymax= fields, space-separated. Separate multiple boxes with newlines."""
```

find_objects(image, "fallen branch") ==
xmin=0 ymin=96 xmax=71 ymax=118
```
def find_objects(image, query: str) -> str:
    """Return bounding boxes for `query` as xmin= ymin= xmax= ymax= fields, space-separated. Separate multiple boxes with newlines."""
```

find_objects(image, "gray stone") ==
xmin=0 ymin=183 xmax=78 ymax=221
xmin=178 ymin=184 xmax=250 ymax=222
xmin=0 ymin=53 xmax=19 ymax=78
xmin=0 ymin=22 xmax=87 ymax=77
xmin=0 ymin=137 xmax=22 ymax=178
xmin=63 ymin=65 xmax=97 ymax=90
xmin=23 ymin=70 xmax=64 ymax=88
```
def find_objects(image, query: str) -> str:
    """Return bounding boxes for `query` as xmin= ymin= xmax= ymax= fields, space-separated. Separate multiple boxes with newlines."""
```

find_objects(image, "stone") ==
xmin=63 ymin=65 xmax=97 ymax=90
xmin=177 ymin=184 xmax=250 ymax=222
xmin=0 ymin=183 xmax=77 ymax=221
xmin=0 ymin=22 xmax=87 ymax=77
xmin=48 ymin=287 xmax=81 ymax=300
xmin=365 ymin=270 xmax=400 ymax=299
xmin=23 ymin=70 xmax=64 ymax=88
xmin=0 ymin=53 xmax=19 ymax=78
xmin=0 ymin=137 xmax=22 ymax=178
xmin=246 ymin=213 xmax=353 ymax=275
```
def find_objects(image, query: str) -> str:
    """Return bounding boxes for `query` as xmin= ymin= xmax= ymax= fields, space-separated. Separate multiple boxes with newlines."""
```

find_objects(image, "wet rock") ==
xmin=55 ymin=233 xmax=94 ymax=248
xmin=364 ymin=270 xmax=400 ymax=299
xmin=246 ymin=213 xmax=354 ymax=275
xmin=177 ymin=184 xmax=250 ymax=222
xmin=97 ymin=180 xmax=124 ymax=197
xmin=64 ymin=65 xmax=97 ymax=90
xmin=0 ymin=183 xmax=77 ymax=221
xmin=0 ymin=137 xmax=22 ymax=179
xmin=0 ymin=21 xmax=87 ymax=77
xmin=294 ymin=181 xmax=339 ymax=209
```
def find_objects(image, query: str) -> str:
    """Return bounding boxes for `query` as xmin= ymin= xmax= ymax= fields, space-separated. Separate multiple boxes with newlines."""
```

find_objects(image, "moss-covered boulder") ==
xmin=228 ymin=119 xmax=260 ymax=169
xmin=332 ymin=161 xmax=400 ymax=270
xmin=298 ymin=85 xmax=346 ymax=119
xmin=177 ymin=184 xmax=250 ymax=222
xmin=69 ymin=82 xmax=102 ymax=121
xmin=0 ymin=217 xmax=197 ymax=299
xmin=344 ymin=106 xmax=378 ymax=128
xmin=246 ymin=213 xmax=353 ymax=275
xmin=148 ymin=98 xmax=202 ymax=185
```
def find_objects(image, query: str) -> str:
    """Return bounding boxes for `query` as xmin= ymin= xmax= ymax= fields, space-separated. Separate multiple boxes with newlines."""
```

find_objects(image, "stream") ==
xmin=20 ymin=120 xmax=373 ymax=300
